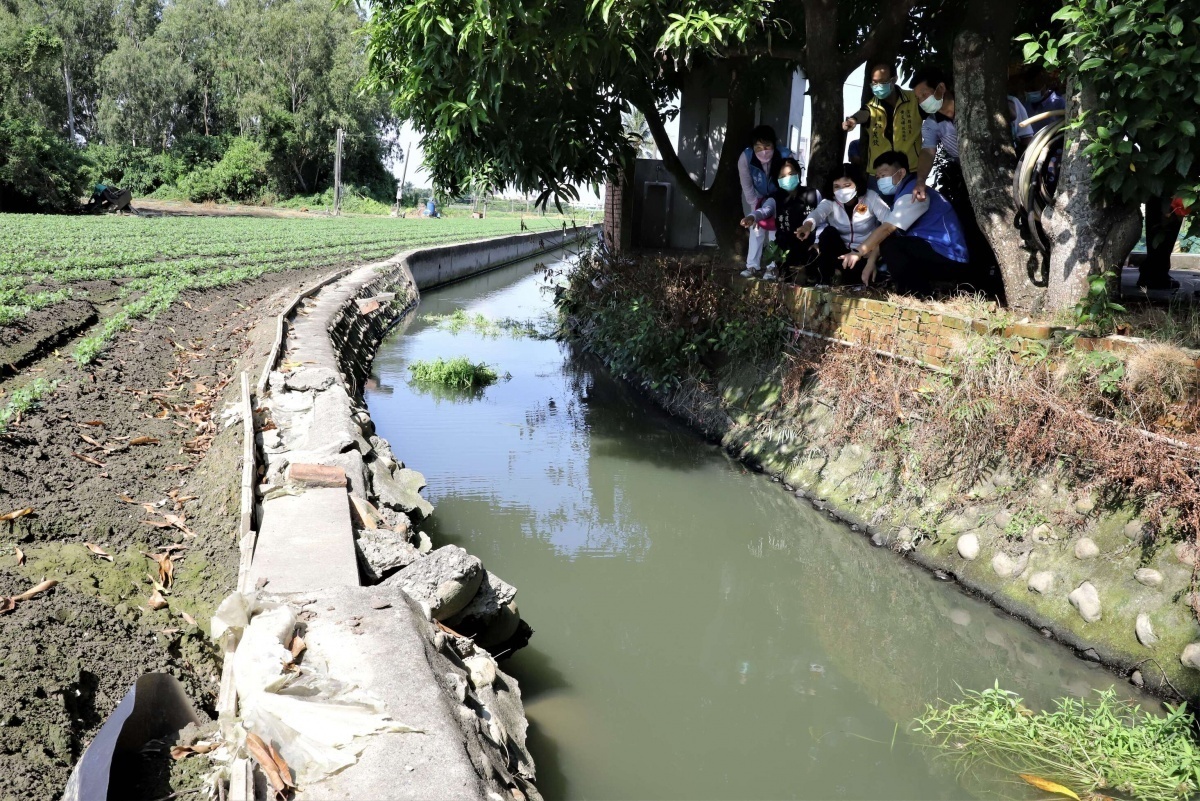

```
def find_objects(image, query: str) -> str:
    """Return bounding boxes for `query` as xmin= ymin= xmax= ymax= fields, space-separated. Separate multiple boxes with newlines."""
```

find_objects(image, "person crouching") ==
xmin=793 ymin=164 xmax=889 ymax=285
xmin=739 ymin=157 xmax=820 ymax=282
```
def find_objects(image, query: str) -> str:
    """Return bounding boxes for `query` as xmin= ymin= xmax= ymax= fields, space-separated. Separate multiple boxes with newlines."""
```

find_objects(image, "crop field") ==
xmin=0 ymin=213 xmax=570 ymax=365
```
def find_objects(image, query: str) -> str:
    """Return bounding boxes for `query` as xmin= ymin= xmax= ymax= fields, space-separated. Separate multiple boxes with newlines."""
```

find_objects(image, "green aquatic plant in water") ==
xmin=408 ymin=357 xmax=498 ymax=390
xmin=915 ymin=686 xmax=1200 ymax=801
xmin=422 ymin=308 xmax=549 ymax=339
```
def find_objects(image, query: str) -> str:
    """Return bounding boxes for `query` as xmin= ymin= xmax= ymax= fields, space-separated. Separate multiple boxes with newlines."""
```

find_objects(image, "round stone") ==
xmin=1124 ymin=521 xmax=1146 ymax=541
xmin=1027 ymin=571 xmax=1054 ymax=594
xmin=1074 ymin=496 xmax=1096 ymax=515
xmin=957 ymin=533 xmax=980 ymax=561
xmin=991 ymin=552 xmax=1016 ymax=578
xmin=1176 ymin=542 xmax=1200 ymax=567
xmin=1134 ymin=568 xmax=1163 ymax=588
xmin=1135 ymin=613 xmax=1158 ymax=648
xmin=1068 ymin=581 xmax=1102 ymax=623
xmin=1074 ymin=538 xmax=1100 ymax=560
xmin=1181 ymin=643 xmax=1200 ymax=670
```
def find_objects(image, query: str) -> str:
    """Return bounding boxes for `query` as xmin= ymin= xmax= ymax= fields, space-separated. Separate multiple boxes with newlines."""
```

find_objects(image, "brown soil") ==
xmin=0 ymin=265 xmax=332 ymax=799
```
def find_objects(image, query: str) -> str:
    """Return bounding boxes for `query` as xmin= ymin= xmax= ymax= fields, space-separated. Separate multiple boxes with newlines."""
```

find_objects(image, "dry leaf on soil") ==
xmin=16 ymin=579 xmax=56 ymax=601
xmin=163 ymin=514 xmax=196 ymax=538
xmin=79 ymin=433 xmax=104 ymax=448
xmin=129 ymin=436 xmax=160 ymax=446
xmin=0 ymin=598 xmax=15 ymax=615
xmin=180 ymin=610 xmax=197 ymax=626
xmin=289 ymin=635 xmax=306 ymax=659
xmin=14 ymin=547 xmax=23 ymax=566
xmin=84 ymin=543 xmax=114 ymax=561
xmin=79 ymin=420 xmax=105 ymax=427
xmin=147 ymin=590 xmax=168 ymax=610
xmin=118 ymin=494 xmax=137 ymax=504
xmin=0 ymin=507 xmax=33 ymax=522
xmin=1017 ymin=775 xmax=1080 ymax=801
xmin=142 ymin=552 xmax=174 ymax=587
xmin=73 ymin=452 xmax=106 ymax=468
xmin=245 ymin=732 xmax=295 ymax=799
xmin=170 ymin=741 xmax=215 ymax=760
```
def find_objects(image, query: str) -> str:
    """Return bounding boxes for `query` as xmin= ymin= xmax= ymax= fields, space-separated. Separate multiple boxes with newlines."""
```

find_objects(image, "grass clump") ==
xmin=423 ymin=308 xmax=549 ymax=339
xmin=409 ymin=357 xmax=498 ymax=389
xmin=0 ymin=378 xmax=56 ymax=434
xmin=915 ymin=686 xmax=1200 ymax=801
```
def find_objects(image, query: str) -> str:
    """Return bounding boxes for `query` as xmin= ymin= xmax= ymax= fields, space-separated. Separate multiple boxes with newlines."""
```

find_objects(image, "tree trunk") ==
xmin=1043 ymin=76 xmax=1141 ymax=311
xmin=801 ymin=0 xmax=844 ymax=190
xmin=63 ymin=61 xmax=77 ymax=144
xmin=952 ymin=0 xmax=1045 ymax=310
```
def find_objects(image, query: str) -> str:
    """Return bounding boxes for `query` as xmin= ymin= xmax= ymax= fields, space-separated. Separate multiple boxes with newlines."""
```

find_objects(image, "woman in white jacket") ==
xmin=795 ymin=164 xmax=891 ymax=286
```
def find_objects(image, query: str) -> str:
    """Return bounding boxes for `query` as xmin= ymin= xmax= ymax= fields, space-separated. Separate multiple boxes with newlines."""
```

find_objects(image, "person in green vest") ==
xmin=841 ymin=63 xmax=922 ymax=182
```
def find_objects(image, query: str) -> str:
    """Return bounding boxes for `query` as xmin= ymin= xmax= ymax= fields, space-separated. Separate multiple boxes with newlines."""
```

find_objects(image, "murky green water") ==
xmin=365 ymin=255 xmax=1140 ymax=800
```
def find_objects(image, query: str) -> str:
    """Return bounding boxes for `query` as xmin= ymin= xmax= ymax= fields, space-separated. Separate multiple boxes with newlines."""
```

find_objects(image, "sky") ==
xmin=390 ymin=66 xmax=872 ymax=204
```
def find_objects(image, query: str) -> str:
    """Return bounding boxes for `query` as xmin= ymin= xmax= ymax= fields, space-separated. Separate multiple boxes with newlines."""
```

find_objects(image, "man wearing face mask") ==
xmin=738 ymin=125 xmax=791 ymax=277
xmin=842 ymin=64 xmax=922 ymax=182
xmin=847 ymin=151 xmax=970 ymax=296
xmin=1022 ymin=67 xmax=1066 ymax=133
xmin=910 ymin=66 xmax=958 ymax=206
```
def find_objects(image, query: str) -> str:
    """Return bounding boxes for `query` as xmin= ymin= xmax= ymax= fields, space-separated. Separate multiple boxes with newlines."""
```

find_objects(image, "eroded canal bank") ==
xmin=365 ymin=255 xmax=1152 ymax=800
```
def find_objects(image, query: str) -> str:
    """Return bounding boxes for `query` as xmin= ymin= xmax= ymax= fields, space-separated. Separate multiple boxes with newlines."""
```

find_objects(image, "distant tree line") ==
xmin=0 ymin=0 xmax=401 ymax=213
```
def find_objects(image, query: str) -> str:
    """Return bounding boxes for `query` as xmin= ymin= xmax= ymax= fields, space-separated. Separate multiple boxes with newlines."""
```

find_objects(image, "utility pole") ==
xmin=333 ymin=128 xmax=344 ymax=216
xmin=397 ymin=141 xmax=412 ymax=206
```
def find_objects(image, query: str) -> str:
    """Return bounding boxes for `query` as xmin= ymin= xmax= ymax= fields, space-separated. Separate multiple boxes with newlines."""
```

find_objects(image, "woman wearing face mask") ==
xmin=794 ymin=164 xmax=890 ymax=285
xmin=740 ymin=158 xmax=820 ymax=282
xmin=738 ymin=125 xmax=791 ymax=278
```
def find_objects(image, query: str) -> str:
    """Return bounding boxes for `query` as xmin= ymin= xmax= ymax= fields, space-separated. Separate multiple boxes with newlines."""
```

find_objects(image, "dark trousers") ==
xmin=1142 ymin=195 xmax=1184 ymax=287
xmin=880 ymin=235 xmax=972 ymax=295
xmin=811 ymin=226 xmax=862 ymax=284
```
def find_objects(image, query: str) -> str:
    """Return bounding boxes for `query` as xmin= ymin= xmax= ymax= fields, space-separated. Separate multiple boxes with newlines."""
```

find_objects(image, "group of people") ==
xmin=738 ymin=62 xmax=1065 ymax=296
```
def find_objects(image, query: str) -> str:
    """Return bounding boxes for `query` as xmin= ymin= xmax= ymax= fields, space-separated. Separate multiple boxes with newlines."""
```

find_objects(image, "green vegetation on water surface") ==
xmin=0 ymin=215 xmax=568 ymax=364
xmin=916 ymin=686 xmax=1200 ymax=801
xmin=408 ymin=357 xmax=499 ymax=390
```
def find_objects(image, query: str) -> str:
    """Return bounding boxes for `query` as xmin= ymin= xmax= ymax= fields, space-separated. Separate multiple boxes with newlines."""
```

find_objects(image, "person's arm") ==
xmin=914 ymin=118 xmax=941 ymax=201
xmin=737 ymin=153 xmax=757 ymax=208
xmin=740 ymin=196 xmax=776 ymax=228
xmin=799 ymin=199 xmax=833 ymax=238
xmin=864 ymin=190 xmax=892 ymax=222
xmin=854 ymin=223 xmax=896 ymax=257
xmin=842 ymin=107 xmax=869 ymax=131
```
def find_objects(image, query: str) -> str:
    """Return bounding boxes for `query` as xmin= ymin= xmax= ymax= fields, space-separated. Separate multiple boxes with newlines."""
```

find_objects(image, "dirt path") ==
xmin=0 ymin=265 xmax=333 ymax=799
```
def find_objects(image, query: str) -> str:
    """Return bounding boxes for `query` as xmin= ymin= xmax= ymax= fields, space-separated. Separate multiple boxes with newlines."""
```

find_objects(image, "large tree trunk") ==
xmin=1043 ymin=76 xmax=1141 ymax=310
xmin=801 ymin=0 xmax=844 ymax=190
xmin=952 ymin=0 xmax=1045 ymax=310
xmin=63 ymin=61 xmax=77 ymax=143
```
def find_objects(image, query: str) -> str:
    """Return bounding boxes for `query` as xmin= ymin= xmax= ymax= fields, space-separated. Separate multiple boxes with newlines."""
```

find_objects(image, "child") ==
xmin=739 ymin=158 xmax=820 ymax=282
xmin=738 ymin=125 xmax=791 ymax=278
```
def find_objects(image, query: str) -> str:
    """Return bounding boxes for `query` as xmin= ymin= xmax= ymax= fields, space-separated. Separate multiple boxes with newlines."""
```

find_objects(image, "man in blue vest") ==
xmin=840 ymin=151 xmax=970 ymax=295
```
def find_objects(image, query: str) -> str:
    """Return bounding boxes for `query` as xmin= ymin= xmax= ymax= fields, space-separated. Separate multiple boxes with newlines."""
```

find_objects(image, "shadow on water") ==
xmin=367 ymin=255 xmax=1152 ymax=800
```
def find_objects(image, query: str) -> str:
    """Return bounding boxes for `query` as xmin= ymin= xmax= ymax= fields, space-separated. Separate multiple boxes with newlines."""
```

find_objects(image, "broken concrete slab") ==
xmin=385 ymin=545 xmax=483 ymax=621
xmin=356 ymin=529 xmax=421 ymax=583
xmin=284 ymin=366 xmax=339 ymax=393
xmin=446 ymin=571 xmax=517 ymax=636
xmin=373 ymin=464 xmax=434 ymax=521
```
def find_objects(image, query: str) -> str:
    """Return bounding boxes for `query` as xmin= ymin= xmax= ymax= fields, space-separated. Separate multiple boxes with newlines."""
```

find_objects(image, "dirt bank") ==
xmin=0 ymin=265 xmax=332 ymax=799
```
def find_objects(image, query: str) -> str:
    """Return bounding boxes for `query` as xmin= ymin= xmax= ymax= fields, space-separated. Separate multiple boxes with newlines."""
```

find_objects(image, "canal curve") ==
xmin=364 ymin=254 xmax=1145 ymax=800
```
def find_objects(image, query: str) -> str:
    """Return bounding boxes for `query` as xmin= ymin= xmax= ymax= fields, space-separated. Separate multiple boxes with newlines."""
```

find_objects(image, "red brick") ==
xmin=287 ymin=463 xmax=347 ymax=488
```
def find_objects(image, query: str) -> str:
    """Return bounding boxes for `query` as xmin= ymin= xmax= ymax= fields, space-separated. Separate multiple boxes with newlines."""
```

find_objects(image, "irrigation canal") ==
xmin=365 ymin=253 xmax=1146 ymax=800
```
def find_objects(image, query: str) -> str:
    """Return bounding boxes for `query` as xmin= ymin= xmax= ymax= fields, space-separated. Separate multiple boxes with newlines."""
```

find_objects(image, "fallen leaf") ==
xmin=289 ymin=635 xmax=306 ymax=659
xmin=1018 ymin=775 xmax=1080 ymax=800
xmin=170 ymin=741 xmax=215 ymax=760
xmin=0 ymin=507 xmax=33 ymax=522
xmin=129 ymin=436 xmax=159 ymax=446
xmin=73 ymin=452 xmax=106 ymax=468
xmin=245 ymin=732 xmax=295 ymax=799
xmin=0 ymin=598 xmax=14 ymax=615
xmin=84 ymin=543 xmax=113 ymax=561
xmin=79 ymin=433 xmax=104 ymax=448
xmin=118 ymin=494 xmax=137 ymax=504
xmin=160 ymin=627 xmax=180 ymax=636
xmin=141 ymin=519 xmax=173 ymax=529
xmin=79 ymin=420 xmax=105 ymax=427
xmin=163 ymin=513 xmax=196 ymax=538
xmin=154 ymin=408 xmax=169 ymax=419
xmin=180 ymin=610 xmax=197 ymax=626
xmin=142 ymin=552 xmax=174 ymax=587
xmin=147 ymin=590 xmax=168 ymax=610
xmin=14 ymin=547 xmax=23 ymax=566
xmin=14 ymin=579 xmax=56 ymax=601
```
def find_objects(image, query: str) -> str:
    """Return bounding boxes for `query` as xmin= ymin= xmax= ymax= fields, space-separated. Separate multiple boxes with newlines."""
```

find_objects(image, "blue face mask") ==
xmin=778 ymin=174 xmax=800 ymax=192
xmin=876 ymin=175 xmax=897 ymax=195
xmin=872 ymin=82 xmax=893 ymax=100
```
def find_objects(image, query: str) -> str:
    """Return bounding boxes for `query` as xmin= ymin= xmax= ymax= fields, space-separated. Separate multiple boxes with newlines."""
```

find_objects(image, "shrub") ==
xmin=553 ymin=246 xmax=790 ymax=389
xmin=83 ymin=144 xmax=186 ymax=197
xmin=0 ymin=115 xmax=88 ymax=213
xmin=178 ymin=136 xmax=269 ymax=202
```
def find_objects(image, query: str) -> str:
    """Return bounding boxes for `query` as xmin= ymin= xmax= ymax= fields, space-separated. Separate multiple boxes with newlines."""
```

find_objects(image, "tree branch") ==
xmin=634 ymin=98 xmax=710 ymax=209
xmin=724 ymin=41 xmax=806 ymax=64
xmin=850 ymin=0 xmax=920 ymax=73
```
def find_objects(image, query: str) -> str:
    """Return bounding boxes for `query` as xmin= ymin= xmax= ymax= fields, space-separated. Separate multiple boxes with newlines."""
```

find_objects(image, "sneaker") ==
xmin=739 ymin=267 xmax=759 ymax=278
xmin=762 ymin=269 xmax=778 ymax=281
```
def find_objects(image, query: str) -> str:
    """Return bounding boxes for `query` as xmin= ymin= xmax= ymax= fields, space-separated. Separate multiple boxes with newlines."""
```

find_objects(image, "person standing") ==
xmin=1022 ymin=67 xmax=1067 ymax=133
xmin=841 ymin=64 xmax=922 ymax=181
xmin=738 ymin=125 xmax=791 ymax=278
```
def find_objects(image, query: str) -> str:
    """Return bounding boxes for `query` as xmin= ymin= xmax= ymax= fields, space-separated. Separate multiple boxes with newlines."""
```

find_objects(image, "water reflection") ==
xmin=366 ymin=257 xmax=1143 ymax=801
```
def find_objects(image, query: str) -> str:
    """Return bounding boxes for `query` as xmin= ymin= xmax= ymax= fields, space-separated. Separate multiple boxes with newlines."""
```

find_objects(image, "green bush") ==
xmin=83 ymin=144 xmax=186 ymax=197
xmin=0 ymin=115 xmax=88 ymax=213
xmin=178 ymin=136 xmax=269 ymax=202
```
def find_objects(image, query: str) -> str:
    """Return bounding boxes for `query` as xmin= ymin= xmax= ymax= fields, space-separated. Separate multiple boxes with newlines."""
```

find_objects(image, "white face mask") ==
xmin=834 ymin=186 xmax=857 ymax=204
xmin=920 ymin=87 xmax=944 ymax=115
